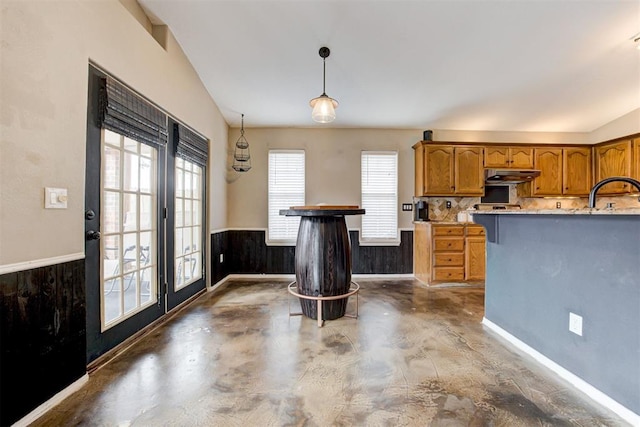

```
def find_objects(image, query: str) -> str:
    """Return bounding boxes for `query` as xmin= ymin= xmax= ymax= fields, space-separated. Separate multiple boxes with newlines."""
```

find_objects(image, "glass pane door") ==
xmin=174 ymin=157 xmax=203 ymax=290
xmin=101 ymin=129 xmax=158 ymax=330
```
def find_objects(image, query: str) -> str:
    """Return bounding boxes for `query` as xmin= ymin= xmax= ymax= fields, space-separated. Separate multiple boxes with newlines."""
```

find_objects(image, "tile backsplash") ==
xmin=421 ymin=185 xmax=640 ymax=222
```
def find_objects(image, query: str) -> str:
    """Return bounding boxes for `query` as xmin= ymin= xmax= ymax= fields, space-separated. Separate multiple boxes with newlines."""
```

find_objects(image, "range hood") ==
xmin=485 ymin=168 xmax=541 ymax=184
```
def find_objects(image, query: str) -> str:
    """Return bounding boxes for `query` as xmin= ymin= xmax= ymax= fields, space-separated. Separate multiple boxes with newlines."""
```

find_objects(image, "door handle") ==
xmin=86 ymin=230 xmax=101 ymax=241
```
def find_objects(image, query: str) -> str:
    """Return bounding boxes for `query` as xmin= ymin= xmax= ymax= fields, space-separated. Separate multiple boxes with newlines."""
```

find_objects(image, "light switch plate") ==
xmin=45 ymin=187 xmax=68 ymax=209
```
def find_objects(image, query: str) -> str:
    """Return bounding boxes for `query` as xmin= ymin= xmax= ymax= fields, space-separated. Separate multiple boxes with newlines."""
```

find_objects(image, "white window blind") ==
xmin=361 ymin=151 xmax=398 ymax=241
xmin=268 ymin=150 xmax=305 ymax=242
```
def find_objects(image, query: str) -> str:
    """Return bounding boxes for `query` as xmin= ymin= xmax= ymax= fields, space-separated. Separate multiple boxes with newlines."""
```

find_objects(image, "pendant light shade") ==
xmin=310 ymin=94 xmax=338 ymax=123
xmin=310 ymin=47 xmax=338 ymax=123
xmin=232 ymin=114 xmax=251 ymax=172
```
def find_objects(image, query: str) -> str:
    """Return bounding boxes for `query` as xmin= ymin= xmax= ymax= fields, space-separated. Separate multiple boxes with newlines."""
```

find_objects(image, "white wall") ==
xmin=0 ymin=0 xmax=227 ymax=267
xmin=226 ymin=128 xmax=418 ymax=231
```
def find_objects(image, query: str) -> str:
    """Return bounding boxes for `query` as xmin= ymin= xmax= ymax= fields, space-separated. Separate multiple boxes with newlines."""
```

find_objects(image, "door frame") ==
xmin=85 ymin=65 xmax=166 ymax=364
xmin=165 ymin=118 xmax=207 ymax=311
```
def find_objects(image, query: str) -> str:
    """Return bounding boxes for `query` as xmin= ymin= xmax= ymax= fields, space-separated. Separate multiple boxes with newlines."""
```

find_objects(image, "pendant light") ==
xmin=309 ymin=47 xmax=338 ymax=123
xmin=232 ymin=114 xmax=251 ymax=172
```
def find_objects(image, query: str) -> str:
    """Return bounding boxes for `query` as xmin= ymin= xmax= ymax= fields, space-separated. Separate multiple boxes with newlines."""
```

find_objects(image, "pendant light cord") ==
xmin=322 ymin=58 xmax=326 ymax=96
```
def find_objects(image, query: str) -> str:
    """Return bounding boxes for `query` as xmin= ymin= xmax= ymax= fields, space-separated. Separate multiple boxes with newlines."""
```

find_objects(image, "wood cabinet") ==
xmin=594 ymin=140 xmax=632 ymax=194
xmin=563 ymin=147 xmax=592 ymax=195
xmin=485 ymin=146 xmax=534 ymax=169
xmin=454 ymin=146 xmax=485 ymax=195
xmin=521 ymin=146 xmax=592 ymax=197
xmin=414 ymin=223 xmax=485 ymax=285
xmin=414 ymin=142 xmax=425 ymax=197
xmin=633 ymin=139 xmax=640 ymax=181
xmin=423 ymin=145 xmax=454 ymax=195
xmin=465 ymin=226 xmax=486 ymax=281
xmin=417 ymin=144 xmax=484 ymax=196
xmin=532 ymin=147 xmax=563 ymax=196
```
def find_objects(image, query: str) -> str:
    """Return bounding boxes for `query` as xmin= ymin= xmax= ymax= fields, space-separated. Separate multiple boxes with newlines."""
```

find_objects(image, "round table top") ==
xmin=280 ymin=205 xmax=366 ymax=217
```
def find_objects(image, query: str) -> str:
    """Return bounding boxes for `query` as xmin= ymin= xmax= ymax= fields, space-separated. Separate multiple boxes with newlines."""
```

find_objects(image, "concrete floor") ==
xmin=34 ymin=279 xmax=629 ymax=426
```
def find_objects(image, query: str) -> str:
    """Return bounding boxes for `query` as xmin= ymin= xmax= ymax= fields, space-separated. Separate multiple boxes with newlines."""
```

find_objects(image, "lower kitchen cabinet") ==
xmin=414 ymin=223 xmax=486 ymax=285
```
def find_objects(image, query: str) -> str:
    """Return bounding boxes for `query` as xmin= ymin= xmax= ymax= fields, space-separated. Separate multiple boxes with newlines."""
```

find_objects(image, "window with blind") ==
xmin=361 ymin=151 xmax=398 ymax=243
xmin=268 ymin=150 xmax=305 ymax=243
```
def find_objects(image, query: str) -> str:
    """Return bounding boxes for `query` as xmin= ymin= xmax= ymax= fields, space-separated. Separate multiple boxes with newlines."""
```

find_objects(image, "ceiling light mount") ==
xmin=309 ymin=46 xmax=338 ymax=123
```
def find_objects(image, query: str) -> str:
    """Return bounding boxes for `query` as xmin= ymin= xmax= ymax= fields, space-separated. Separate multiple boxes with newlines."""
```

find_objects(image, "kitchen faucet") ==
xmin=588 ymin=176 xmax=640 ymax=208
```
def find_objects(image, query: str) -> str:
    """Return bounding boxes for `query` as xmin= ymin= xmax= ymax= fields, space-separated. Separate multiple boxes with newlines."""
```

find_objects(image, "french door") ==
xmin=85 ymin=67 xmax=206 ymax=363
xmin=166 ymin=118 xmax=206 ymax=311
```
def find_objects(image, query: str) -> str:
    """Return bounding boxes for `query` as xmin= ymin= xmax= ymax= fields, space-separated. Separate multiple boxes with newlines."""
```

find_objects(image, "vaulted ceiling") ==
xmin=139 ymin=0 xmax=640 ymax=132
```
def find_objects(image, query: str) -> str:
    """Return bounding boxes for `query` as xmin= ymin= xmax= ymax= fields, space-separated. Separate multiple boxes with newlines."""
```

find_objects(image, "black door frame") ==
xmin=166 ymin=118 xmax=207 ymax=311
xmin=85 ymin=65 xmax=166 ymax=364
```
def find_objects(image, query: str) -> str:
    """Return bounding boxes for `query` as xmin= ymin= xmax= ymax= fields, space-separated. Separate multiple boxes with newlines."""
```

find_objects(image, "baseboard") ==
xmin=482 ymin=317 xmax=639 ymax=426
xmin=352 ymin=273 xmax=415 ymax=280
xmin=13 ymin=374 xmax=89 ymax=427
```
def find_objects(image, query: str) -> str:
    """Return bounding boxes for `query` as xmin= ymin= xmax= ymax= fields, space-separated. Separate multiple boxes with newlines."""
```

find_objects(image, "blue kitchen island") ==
xmin=472 ymin=208 xmax=640 ymax=424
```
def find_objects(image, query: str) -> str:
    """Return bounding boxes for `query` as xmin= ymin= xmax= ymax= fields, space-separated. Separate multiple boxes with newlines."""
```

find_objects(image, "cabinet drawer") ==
xmin=434 ymin=253 xmax=464 ymax=267
xmin=433 ymin=267 xmax=465 ymax=281
xmin=433 ymin=237 xmax=464 ymax=252
xmin=466 ymin=226 xmax=485 ymax=236
xmin=433 ymin=226 xmax=464 ymax=236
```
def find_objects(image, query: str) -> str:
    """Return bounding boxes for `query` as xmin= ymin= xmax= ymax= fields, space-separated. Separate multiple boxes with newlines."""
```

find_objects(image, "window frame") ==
xmin=267 ymin=149 xmax=305 ymax=245
xmin=360 ymin=150 xmax=400 ymax=246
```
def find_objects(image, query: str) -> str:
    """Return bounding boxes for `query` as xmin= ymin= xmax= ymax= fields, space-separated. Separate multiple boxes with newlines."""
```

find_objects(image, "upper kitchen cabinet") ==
xmin=415 ymin=144 xmax=484 ymax=196
xmin=563 ymin=147 xmax=592 ymax=195
xmin=594 ymin=139 xmax=633 ymax=194
xmin=422 ymin=145 xmax=454 ymax=195
xmin=633 ymin=139 xmax=640 ymax=181
xmin=531 ymin=147 xmax=563 ymax=196
xmin=484 ymin=146 xmax=534 ymax=169
xmin=520 ymin=146 xmax=592 ymax=197
xmin=414 ymin=142 xmax=425 ymax=197
xmin=454 ymin=146 xmax=485 ymax=195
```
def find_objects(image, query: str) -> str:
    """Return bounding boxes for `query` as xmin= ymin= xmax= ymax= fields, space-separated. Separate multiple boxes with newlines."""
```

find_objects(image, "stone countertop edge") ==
xmin=469 ymin=208 xmax=640 ymax=215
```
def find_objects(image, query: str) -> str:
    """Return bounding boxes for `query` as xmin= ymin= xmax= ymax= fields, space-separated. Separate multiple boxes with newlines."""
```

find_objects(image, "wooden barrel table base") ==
xmin=287 ymin=281 xmax=360 ymax=328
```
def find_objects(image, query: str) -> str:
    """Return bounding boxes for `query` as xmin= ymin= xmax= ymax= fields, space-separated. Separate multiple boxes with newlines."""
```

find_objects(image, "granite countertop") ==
xmin=470 ymin=208 xmax=640 ymax=215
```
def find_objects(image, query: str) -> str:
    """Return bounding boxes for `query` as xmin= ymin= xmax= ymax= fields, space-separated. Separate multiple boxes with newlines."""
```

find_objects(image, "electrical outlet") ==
xmin=556 ymin=202 xmax=561 ymax=209
xmin=401 ymin=203 xmax=413 ymax=211
xmin=446 ymin=201 xmax=452 ymax=209
xmin=569 ymin=312 xmax=583 ymax=336
xmin=219 ymin=254 xmax=224 ymax=263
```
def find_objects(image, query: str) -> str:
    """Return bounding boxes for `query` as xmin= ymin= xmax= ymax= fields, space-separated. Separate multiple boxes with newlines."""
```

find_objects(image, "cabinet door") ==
xmin=413 ymin=224 xmax=430 ymax=284
xmin=509 ymin=147 xmax=534 ymax=169
xmin=484 ymin=146 xmax=510 ymax=168
xmin=454 ymin=146 xmax=484 ymax=195
xmin=465 ymin=236 xmax=486 ymax=281
xmin=424 ymin=145 xmax=454 ymax=195
xmin=532 ymin=148 xmax=563 ymax=196
xmin=595 ymin=140 xmax=632 ymax=194
xmin=563 ymin=147 xmax=592 ymax=195
xmin=414 ymin=143 xmax=425 ymax=196
xmin=633 ymin=139 xmax=640 ymax=181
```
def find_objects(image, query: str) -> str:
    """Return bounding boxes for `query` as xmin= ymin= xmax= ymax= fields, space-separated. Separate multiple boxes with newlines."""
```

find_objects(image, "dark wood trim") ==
xmin=0 ymin=259 xmax=86 ymax=426
xmin=210 ymin=229 xmax=413 ymax=280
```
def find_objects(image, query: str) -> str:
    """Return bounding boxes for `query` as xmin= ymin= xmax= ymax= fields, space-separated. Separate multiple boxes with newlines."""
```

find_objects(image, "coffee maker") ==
xmin=414 ymin=200 xmax=429 ymax=221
